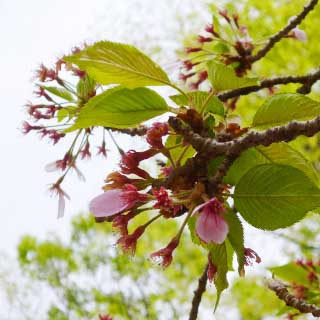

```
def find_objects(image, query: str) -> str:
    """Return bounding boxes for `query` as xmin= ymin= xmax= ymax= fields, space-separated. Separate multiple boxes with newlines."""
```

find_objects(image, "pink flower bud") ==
xmin=197 ymin=35 xmax=213 ymax=43
xmin=192 ymin=198 xmax=228 ymax=244
xmin=185 ymin=47 xmax=202 ymax=54
xmin=89 ymin=185 xmax=147 ymax=218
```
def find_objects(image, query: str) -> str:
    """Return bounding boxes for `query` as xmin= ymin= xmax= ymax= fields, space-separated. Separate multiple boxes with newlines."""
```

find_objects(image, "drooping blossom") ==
xmin=150 ymin=237 xmax=179 ymax=268
xmin=116 ymin=226 xmax=146 ymax=255
xmin=244 ymin=247 xmax=261 ymax=266
xmin=192 ymin=198 xmax=229 ymax=244
xmin=49 ymin=180 xmax=70 ymax=218
xmin=21 ymin=121 xmax=43 ymax=134
xmin=112 ymin=210 xmax=138 ymax=235
xmin=120 ymin=149 xmax=156 ymax=179
xmin=80 ymin=142 xmax=91 ymax=159
xmin=89 ymin=184 xmax=148 ymax=218
xmin=97 ymin=141 xmax=108 ymax=157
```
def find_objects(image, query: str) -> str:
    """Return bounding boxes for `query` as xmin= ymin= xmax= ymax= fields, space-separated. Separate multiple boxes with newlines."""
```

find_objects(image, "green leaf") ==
xmin=269 ymin=263 xmax=310 ymax=286
xmin=76 ymin=75 xmax=96 ymax=103
xmin=42 ymin=86 xmax=75 ymax=102
xmin=211 ymin=42 xmax=230 ymax=54
xmin=64 ymin=41 xmax=171 ymax=88
xmin=67 ymin=87 xmax=169 ymax=130
xmin=57 ymin=107 xmax=77 ymax=122
xmin=170 ymin=91 xmax=224 ymax=116
xmin=224 ymin=211 xmax=244 ymax=275
xmin=252 ymin=93 xmax=320 ymax=129
xmin=209 ymin=243 xmax=229 ymax=311
xmin=187 ymin=216 xmax=202 ymax=247
xmin=207 ymin=60 xmax=259 ymax=91
xmin=165 ymin=135 xmax=196 ymax=165
xmin=234 ymin=164 xmax=320 ymax=230
xmin=225 ymin=143 xmax=320 ymax=187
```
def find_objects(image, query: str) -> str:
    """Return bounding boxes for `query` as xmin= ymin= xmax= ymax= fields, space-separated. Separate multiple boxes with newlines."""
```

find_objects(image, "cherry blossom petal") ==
xmin=89 ymin=189 xmax=132 ymax=218
xmin=196 ymin=210 xmax=229 ymax=244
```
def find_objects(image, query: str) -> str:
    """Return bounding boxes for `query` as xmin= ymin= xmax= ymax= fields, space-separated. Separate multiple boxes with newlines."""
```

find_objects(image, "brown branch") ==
xmin=106 ymin=125 xmax=148 ymax=136
xmin=208 ymin=153 xmax=238 ymax=194
xmin=267 ymin=279 xmax=320 ymax=317
xmin=189 ymin=264 xmax=208 ymax=320
xmin=218 ymin=68 xmax=320 ymax=101
xmin=249 ymin=0 xmax=318 ymax=63
xmin=170 ymin=116 xmax=320 ymax=157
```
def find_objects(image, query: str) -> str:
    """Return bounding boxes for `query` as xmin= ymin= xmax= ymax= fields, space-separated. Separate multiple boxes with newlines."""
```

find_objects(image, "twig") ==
xmin=218 ymin=68 xmax=320 ymax=101
xmin=249 ymin=0 xmax=319 ymax=62
xmin=267 ymin=279 xmax=320 ymax=317
xmin=106 ymin=125 xmax=148 ymax=136
xmin=188 ymin=264 xmax=208 ymax=320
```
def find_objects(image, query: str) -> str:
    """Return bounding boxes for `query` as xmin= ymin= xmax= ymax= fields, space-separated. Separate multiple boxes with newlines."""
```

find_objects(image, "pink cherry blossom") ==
xmin=291 ymin=28 xmax=307 ymax=42
xmin=89 ymin=185 xmax=147 ymax=218
xmin=192 ymin=198 xmax=228 ymax=244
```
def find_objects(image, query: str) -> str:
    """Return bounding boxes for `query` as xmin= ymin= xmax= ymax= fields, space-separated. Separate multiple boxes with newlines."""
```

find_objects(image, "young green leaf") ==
xmin=224 ymin=211 xmax=244 ymax=275
xmin=66 ymin=87 xmax=169 ymax=130
xmin=42 ymin=86 xmax=75 ymax=102
xmin=170 ymin=91 xmax=224 ymax=116
xmin=77 ymin=75 xmax=96 ymax=103
xmin=64 ymin=41 xmax=171 ymax=88
xmin=165 ymin=135 xmax=195 ymax=165
xmin=225 ymin=143 xmax=320 ymax=186
xmin=57 ymin=106 xmax=77 ymax=122
xmin=269 ymin=263 xmax=310 ymax=286
xmin=234 ymin=164 xmax=320 ymax=230
xmin=207 ymin=60 xmax=259 ymax=91
xmin=209 ymin=244 xmax=229 ymax=311
xmin=252 ymin=93 xmax=320 ymax=129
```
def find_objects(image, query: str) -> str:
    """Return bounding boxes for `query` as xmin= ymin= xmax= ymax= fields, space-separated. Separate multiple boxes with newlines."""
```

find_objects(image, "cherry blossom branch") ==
xmin=218 ymin=68 xmax=320 ymax=101
xmin=249 ymin=0 xmax=318 ymax=63
xmin=106 ymin=125 xmax=148 ymax=136
xmin=267 ymin=279 xmax=320 ymax=317
xmin=188 ymin=264 xmax=208 ymax=320
xmin=169 ymin=115 xmax=320 ymax=194
xmin=169 ymin=115 xmax=320 ymax=157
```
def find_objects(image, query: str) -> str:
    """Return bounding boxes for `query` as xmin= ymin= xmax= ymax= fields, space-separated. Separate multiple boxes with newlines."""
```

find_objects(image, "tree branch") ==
xmin=188 ymin=264 xmax=208 ymax=320
xmin=267 ymin=279 xmax=320 ymax=317
xmin=218 ymin=68 xmax=320 ymax=101
xmin=106 ymin=125 xmax=148 ymax=136
xmin=249 ymin=0 xmax=318 ymax=63
xmin=170 ymin=116 xmax=320 ymax=158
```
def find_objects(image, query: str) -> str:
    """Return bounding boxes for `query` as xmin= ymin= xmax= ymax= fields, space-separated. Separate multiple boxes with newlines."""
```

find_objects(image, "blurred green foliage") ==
xmin=17 ymin=214 xmax=206 ymax=320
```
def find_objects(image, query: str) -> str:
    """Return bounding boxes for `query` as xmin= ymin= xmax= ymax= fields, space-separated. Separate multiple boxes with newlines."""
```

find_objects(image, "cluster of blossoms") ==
xmin=22 ymin=48 xmax=109 ymax=217
xmin=89 ymin=121 xmax=260 ymax=274
xmin=179 ymin=9 xmax=307 ymax=92
xmin=179 ymin=8 xmax=255 ymax=90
